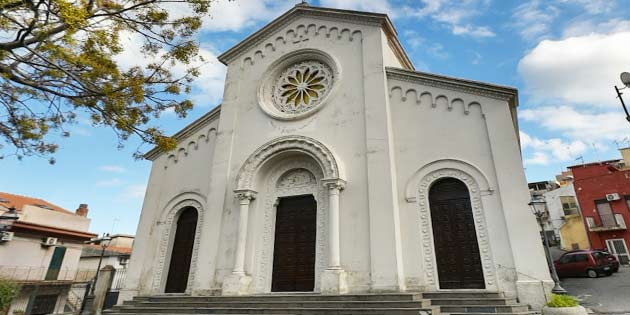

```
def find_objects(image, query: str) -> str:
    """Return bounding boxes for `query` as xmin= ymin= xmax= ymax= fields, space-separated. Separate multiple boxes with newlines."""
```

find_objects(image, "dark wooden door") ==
xmin=429 ymin=178 xmax=485 ymax=289
xmin=165 ymin=207 xmax=198 ymax=293
xmin=271 ymin=195 xmax=317 ymax=292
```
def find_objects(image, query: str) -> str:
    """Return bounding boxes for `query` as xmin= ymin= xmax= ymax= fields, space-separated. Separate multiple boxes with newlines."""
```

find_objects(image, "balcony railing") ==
xmin=0 ymin=266 xmax=96 ymax=283
xmin=587 ymin=214 xmax=627 ymax=231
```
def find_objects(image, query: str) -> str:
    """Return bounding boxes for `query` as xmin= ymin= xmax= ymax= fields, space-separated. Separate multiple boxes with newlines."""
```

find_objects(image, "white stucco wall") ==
xmin=17 ymin=205 xmax=90 ymax=231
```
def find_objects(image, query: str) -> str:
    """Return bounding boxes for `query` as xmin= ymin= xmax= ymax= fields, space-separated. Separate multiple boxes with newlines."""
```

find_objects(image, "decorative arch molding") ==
xmin=152 ymin=193 xmax=206 ymax=294
xmin=164 ymin=128 xmax=217 ymax=168
xmin=235 ymin=135 xmax=345 ymax=191
xmin=416 ymin=168 xmax=498 ymax=290
xmin=388 ymin=85 xmax=484 ymax=116
xmin=254 ymin=158 xmax=328 ymax=293
xmin=240 ymin=23 xmax=362 ymax=68
xmin=405 ymin=159 xmax=493 ymax=203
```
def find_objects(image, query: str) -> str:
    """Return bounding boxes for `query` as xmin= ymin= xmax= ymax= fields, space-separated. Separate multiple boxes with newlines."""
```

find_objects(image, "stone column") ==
xmin=321 ymin=178 xmax=348 ymax=295
xmin=222 ymin=189 xmax=256 ymax=296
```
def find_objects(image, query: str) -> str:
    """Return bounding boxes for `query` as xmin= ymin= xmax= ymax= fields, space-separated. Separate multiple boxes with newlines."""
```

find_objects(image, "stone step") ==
xmin=106 ymin=306 xmax=441 ymax=315
xmin=447 ymin=313 xmax=539 ymax=315
xmin=127 ymin=300 xmax=432 ymax=309
xmin=430 ymin=298 xmax=517 ymax=306
xmin=421 ymin=292 xmax=504 ymax=299
xmin=133 ymin=293 xmax=425 ymax=303
xmin=440 ymin=305 xmax=529 ymax=313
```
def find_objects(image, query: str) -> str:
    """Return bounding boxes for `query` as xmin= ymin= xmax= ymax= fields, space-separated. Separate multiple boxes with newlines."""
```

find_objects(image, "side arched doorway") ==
xmin=429 ymin=178 xmax=485 ymax=289
xmin=165 ymin=206 xmax=198 ymax=293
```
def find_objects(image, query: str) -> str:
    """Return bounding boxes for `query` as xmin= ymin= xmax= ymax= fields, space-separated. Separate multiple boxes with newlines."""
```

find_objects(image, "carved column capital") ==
xmin=234 ymin=189 xmax=257 ymax=205
xmin=322 ymin=178 xmax=346 ymax=193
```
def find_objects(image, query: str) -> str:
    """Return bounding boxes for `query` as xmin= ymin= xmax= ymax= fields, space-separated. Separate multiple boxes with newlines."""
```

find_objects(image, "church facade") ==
xmin=121 ymin=4 xmax=553 ymax=310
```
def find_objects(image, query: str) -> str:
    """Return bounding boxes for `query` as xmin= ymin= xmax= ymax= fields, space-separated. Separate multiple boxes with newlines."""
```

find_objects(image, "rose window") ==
xmin=272 ymin=61 xmax=333 ymax=114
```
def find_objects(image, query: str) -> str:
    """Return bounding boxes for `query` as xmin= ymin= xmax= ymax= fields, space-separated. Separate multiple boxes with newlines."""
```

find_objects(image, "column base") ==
xmin=516 ymin=279 xmax=554 ymax=310
xmin=221 ymin=273 xmax=252 ymax=296
xmin=320 ymin=269 xmax=348 ymax=295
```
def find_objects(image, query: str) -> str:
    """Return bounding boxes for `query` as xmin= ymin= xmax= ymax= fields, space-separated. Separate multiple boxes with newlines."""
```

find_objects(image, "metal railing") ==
xmin=110 ymin=267 xmax=127 ymax=291
xmin=587 ymin=214 xmax=627 ymax=231
xmin=0 ymin=266 xmax=96 ymax=282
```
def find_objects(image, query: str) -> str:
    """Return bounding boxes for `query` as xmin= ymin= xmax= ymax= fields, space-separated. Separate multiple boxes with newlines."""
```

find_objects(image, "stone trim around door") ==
xmin=152 ymin=194 xmax=205 ymax=294
xmin=416 ymin=168 xmax=498 ymax=291
xmin=254 ymin=158 xmax=328 ymax=293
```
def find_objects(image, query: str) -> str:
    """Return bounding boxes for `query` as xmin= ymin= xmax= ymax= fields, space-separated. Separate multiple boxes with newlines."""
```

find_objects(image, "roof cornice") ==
xmin=385 ymin=67 xmax=518 ymax=107
xmin=217 ymin=5 xmax=414 ymax=70
xmin=144 ymin=105 xmax=221 ymax=160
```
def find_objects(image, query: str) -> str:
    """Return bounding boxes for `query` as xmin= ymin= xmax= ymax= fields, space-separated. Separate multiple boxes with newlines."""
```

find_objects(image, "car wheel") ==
xmin=587 ymin=269 xmax=598 ymax=278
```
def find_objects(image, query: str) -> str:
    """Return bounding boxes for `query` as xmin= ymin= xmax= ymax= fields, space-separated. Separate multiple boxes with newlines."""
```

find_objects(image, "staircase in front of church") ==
xmin=105 ymin=291 xmax=539 ymax=315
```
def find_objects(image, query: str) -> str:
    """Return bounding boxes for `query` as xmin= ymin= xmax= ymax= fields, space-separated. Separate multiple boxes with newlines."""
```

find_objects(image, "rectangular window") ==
xmin=560 ymin=196 xmax=579 ymax=216
xmin=626 ymin=196 xmax=630 ymax=212
xmin=595 ymin=200 xmax=616 ymax=227
xmin=615 ymin=214 xmax=626 ymax=229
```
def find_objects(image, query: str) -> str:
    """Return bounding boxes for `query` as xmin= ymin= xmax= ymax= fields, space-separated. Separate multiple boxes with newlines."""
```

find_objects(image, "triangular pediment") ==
xmin=217 ymin=4 xmax=414 ymax=70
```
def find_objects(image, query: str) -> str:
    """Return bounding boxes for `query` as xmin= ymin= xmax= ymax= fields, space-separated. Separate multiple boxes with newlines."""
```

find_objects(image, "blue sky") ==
xmin=2 ymin=0 xmax=629 ymax=236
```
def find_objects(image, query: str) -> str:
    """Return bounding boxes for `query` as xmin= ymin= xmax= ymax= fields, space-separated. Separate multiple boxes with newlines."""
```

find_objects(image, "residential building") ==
xmin=0 ymin=192 xmax=96 ymax=315
xmin=542 ymin=180 xmax=589 ymax=250
xmin=528 ymin=180 xmax=560 ymax=246
xmin=120 ymin=3 xmax=552 ymax=310
xmin=569 ymin=148 xmax=630 ymax=265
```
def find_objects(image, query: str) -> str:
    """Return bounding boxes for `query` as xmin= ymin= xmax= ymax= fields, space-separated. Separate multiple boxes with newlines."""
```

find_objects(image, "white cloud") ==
xmin=557 ymin=0 xmax=616 ymax=15
xmin=524 ymin=152 xmax=550 ymax=165
xmin=562 ymin=18 xmax=630 ymax=38
xmin=122 ymin=184 xmax=147 ymax=199
xmin=399 ymin=0 xmax=495 ymax=39
xmin=319 ymin=0 xmax=391 ymax=14
xmin=99 ymin=165 xmax=126 ymax=173
xmin=518 ymin=31 xmax=630 ymax=108
xmin=160 ymin=0 xmax=292 ymax=33
xmin=96 ymin=178 xmax=123 ymax=187
xmin=520 ymin=131 xmax=587 ymax=165
xmin=520 ymin=106 xmax=629 ymax=144
xmin=511 ymin=0 xmax=559 ymax=41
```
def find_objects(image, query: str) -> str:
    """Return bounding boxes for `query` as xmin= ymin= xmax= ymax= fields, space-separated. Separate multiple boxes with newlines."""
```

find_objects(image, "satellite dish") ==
xmin=622 ymin=72 xmax=630 ymax=88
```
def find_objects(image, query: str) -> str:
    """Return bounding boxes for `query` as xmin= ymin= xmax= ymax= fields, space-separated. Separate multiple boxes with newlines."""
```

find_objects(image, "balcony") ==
xmin=0 ymin=266 xmax=96 ymax=285
xmin=587 ymin=214 xmax=627 ymax=232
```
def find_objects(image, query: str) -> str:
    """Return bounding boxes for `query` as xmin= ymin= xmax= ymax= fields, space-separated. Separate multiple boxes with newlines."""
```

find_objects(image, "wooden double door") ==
xmin=429 ymin=178 xmax=485 ymax=289
xmin=271 ymin=195 xmax=317 ymax=292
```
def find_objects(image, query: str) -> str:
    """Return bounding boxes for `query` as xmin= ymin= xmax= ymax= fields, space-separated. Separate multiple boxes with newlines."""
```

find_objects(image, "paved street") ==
xmin=561 ymin=267 xmax=630 ymax=314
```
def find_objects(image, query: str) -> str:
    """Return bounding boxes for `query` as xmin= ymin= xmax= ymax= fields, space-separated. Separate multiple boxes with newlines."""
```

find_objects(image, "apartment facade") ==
xmin=0 ymin=193 xmax=96 ymax=315
xmin=569 ymin=148 xmax=630 ymax=265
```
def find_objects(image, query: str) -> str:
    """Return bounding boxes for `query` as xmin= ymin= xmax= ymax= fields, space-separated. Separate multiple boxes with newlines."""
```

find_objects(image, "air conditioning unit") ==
xmin=0 ymin=232 xmax=14 ymax=242
xmin=42 ymin=237 xmax=58 ymax=246
xmin=606 ymin=193 xmax=621 ymax=201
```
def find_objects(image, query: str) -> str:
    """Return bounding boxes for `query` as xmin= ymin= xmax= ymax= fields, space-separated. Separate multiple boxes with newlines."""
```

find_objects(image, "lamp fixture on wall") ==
xmin=614 ymin=72 xmax=630 ymax=123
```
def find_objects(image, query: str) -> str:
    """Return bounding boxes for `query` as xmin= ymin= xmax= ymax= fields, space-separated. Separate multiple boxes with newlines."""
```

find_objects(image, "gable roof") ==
xmin=217 ymin=3 xmax=414 ymax=70
xmin=0 ymin=192 xmax=74 ymax=215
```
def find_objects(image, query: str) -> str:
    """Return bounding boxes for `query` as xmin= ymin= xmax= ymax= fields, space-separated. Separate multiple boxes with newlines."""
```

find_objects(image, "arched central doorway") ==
xmin=429 ymin=178 xmax=485 ymax=289
xmin=271 ymin=194 xmax=318 ymax=292
xmin=165 ymin=206 xmax=198 ymax=293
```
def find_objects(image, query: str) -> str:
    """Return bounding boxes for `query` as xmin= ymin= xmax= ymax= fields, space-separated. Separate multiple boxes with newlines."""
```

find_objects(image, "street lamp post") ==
xmin=88 ymin=233 xmax=112 ymax=295
xmin=0 ymin=207 xmax=19 ymax=236
xmin=529 ymin=195 xmax=567 ymax=295
xmin=614 ymin=72 xmax=630 ymax=123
